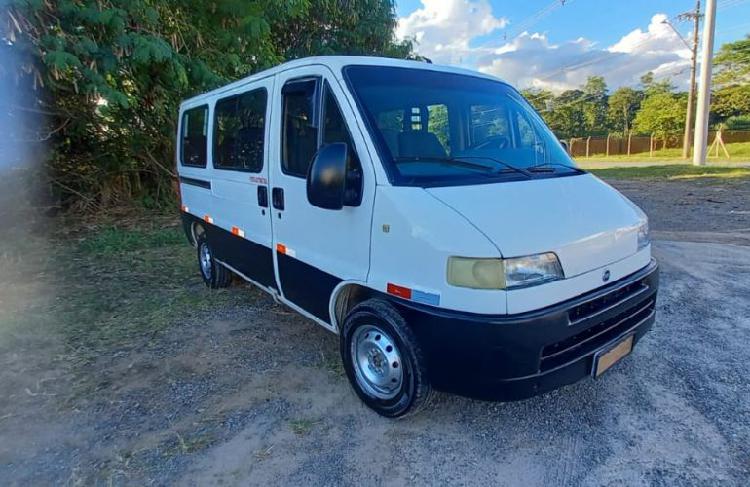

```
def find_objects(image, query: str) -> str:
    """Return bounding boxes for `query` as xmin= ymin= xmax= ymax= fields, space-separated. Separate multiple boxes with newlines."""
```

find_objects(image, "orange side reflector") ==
xmin=387 ymin=283 xmax=412 ymax=300
xmin=276 ymin=243 xmax=287 ymax=254
xmin=231 ymin=226 xmax=245 ymax=238
xmin=204 ymin=215 xmax=213 ymax=224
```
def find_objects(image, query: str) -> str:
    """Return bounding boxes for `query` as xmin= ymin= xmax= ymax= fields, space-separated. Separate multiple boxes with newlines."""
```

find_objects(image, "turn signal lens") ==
xmin=637 ymin=219 xmax=650 ymax=251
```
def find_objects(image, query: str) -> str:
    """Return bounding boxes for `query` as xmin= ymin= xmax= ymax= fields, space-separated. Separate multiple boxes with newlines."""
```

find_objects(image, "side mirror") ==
xmin=307 ymin=143 xmax=348 ymax=210
xmin=559 ymin=139 xmax=569 ymax=154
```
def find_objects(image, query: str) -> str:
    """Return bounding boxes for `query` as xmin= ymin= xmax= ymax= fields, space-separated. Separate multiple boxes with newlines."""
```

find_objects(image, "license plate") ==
xmin=593 ymin=335 xmax=634 ymax=378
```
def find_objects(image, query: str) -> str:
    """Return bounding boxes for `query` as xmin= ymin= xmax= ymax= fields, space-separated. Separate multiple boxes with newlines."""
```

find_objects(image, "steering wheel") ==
xmin=470 ymin=135 xmax=510 ymax=151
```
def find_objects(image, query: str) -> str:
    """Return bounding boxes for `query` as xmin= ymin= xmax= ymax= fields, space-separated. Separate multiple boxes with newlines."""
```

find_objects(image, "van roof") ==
xmin=181 ymin=55 xmax=507 ymax=105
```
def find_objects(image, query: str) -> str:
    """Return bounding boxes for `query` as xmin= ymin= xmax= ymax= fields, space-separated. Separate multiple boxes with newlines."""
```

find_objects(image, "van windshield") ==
xmin=344 ymin=65 xmax=580 ymax=186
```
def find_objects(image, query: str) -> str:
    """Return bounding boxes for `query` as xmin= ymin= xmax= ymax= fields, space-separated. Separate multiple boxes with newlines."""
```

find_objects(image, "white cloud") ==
xmin=398 ymin=4 xmax=692 ymax=92
xmin=396 ymin=0 xmax=507 ymax=66
xmin=478 ymin=14 xmax=692 ymax=91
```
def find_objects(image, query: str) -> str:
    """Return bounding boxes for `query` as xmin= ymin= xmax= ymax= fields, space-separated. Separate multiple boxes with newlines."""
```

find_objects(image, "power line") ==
xmin=535 ymin=8 xmax=695 ymax=84
xmin=717 ymin=0 xmax=750 ymax=10
xmin=503 ymin=0 xmax=573 ymax=42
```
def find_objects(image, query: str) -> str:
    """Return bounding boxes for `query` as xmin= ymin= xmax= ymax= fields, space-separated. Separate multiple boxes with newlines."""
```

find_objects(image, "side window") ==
xmin=180 ymin=105 xmax=208 ymax=167
xmin=427 ymin=104 xmax=449 ymax=152
xmin=516 ymin=111 xmax=538 ymax=148
xmin=213 ymin=88 xmax=267 ymax=172
xmin=282 ymin=79 xmax=319 ymax=178
xmin=470 ymin=105 xmax=510 ymax=147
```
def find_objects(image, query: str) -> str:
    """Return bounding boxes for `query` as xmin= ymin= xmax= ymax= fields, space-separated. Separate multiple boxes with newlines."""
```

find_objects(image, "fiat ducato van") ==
xmin=176 ymin=56 xmax=659 ymax=417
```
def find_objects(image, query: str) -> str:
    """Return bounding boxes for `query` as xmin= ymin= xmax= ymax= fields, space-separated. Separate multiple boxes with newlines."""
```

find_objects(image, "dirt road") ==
xmin=1 ymin=177 xmax=749 ymax=485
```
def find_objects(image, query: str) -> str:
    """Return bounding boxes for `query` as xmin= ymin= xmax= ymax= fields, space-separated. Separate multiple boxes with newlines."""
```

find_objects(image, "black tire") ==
xmin=196 ymin=234 xmax=232 ymax=289
xmin=340 ymin=298 xmax=432 ymax=418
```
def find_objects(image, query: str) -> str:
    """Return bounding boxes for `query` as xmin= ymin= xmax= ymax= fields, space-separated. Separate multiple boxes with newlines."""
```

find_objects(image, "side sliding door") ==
xmin=204 ymin=77 xmax=276 ymax=290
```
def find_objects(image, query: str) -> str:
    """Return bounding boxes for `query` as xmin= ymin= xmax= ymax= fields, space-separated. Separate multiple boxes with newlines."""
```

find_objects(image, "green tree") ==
xmin=633 ymin=92 xmax=686 ymax=138
xmin=2 ymin=0 xmax=411 ymax=208
xmin=640 ymin=71 xmax=675 ymax=95
xmin=581 ymin=76 xmax=608 ymax=135
xmin=521 ymin=88 xmax=555 ymax=115
xmin=607 ymin=87 xmax=644 ymax=134
xmin=714 ymin=35 xmax=750 ymax=86
xmin=712 ymin=84 xmax=750 ymax=119
xmin=544 ymin=89 xmax=587 ymax=139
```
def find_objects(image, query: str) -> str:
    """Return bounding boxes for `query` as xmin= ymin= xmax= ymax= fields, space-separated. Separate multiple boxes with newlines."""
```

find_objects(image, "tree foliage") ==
xmin=633 ymin=92 xmax=687 ymax=139
xmin=2 ymin=0 xmax=413 ymax=208
xmin=714 ymin=35 xmax=750 ymax=86
xmin=607 ymin=87 xmax=643 ymax=135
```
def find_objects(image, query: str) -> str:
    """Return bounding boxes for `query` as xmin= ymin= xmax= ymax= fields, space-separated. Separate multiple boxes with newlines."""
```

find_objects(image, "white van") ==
xmin=176 ymin=56 xmax=658 ymax=417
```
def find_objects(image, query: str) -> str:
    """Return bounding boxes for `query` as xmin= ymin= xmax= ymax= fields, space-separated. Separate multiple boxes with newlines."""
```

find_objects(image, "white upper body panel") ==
xmin=426 ymin=174 xmax=647 ymax=278
xmin=177 ymin=55 xmax=653 ymax=318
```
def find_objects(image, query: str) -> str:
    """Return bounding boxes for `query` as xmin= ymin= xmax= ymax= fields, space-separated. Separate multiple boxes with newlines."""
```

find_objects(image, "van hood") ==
xmin=426 ymin=174 xmax=646 ymax=278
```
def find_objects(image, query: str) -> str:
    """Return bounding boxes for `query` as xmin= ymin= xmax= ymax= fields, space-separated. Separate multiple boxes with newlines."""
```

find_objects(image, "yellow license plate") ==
xmin=593 ymin=335 xmax=634 ymax=378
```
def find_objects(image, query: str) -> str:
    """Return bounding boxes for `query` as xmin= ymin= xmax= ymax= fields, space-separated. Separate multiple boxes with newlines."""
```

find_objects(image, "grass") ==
xmin=79 ymin=225 xmax=185 ymax=255
xmin=578 ymin=141 xmax=750 ymax=164
xmin=0 ymin=214 xmax=245 ymax=372
xmin=289 ymin=418 xmax=320 ymax=436
xmin=588 ymin=164 xmax=750 ymax=180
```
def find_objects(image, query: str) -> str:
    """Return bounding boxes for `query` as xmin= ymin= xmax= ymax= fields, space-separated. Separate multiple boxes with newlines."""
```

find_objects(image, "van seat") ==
xmin=398 ymin=131 xmax=446 ymax=159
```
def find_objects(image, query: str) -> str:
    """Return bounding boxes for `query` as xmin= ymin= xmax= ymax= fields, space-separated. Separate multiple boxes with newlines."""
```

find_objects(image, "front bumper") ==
xmin=392 ymin=260 xmax=659 ymax=401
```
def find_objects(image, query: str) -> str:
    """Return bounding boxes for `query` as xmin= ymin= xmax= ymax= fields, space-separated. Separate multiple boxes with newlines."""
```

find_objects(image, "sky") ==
xmin=394 ymin=0 xmax=750 ymax=92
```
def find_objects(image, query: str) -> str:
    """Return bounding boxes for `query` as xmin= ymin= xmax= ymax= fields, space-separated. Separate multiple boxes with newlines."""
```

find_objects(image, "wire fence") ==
xmin=566 ymin=130 xmax=750 ymax=157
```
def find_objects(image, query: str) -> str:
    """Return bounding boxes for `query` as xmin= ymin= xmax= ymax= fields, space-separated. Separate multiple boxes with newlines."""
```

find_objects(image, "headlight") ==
xmin=447 ymin=253 xmax=564 ymax=290
xmin=637 ymin=219 xmax=650 ymax=251
xmin=446 ymin=257 xmax=505 ymax=289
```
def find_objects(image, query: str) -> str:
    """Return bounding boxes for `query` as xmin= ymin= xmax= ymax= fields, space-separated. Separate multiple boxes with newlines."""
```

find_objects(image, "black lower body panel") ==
xmin=180 ymin=212 xmax=276 ymax=290
xmin=276 ymin=251 xmax=341 ymax=323
xmin=391 ymin=260 xmax=659 ymax=401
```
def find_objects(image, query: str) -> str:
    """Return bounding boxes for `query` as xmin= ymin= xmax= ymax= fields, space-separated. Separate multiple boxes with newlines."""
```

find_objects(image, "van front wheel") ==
xmin=341 ymin=299 xmax=431 ymax=418
xmin=196 ymin=234 xmax=232 ymax=288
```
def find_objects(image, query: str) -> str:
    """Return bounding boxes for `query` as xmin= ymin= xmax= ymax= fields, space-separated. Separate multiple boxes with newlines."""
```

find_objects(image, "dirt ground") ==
xmin=1 ymin=175 xmax=749 ymax=486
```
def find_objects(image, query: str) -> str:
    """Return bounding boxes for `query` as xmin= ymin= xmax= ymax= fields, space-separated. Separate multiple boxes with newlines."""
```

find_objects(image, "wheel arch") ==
xmin=329 ymin=281 xmax=379 ymax=333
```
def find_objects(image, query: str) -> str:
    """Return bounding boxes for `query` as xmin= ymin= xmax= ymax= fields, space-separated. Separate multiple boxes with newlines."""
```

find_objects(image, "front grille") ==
xmin=540 ymin=297 xmax=655 ymax=372
xmin=568 ymin=278 xmax=648 ymax=324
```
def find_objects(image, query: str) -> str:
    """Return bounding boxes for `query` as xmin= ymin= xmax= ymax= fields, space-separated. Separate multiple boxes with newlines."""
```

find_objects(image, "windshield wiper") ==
xmin=446 ymin=156 xmax=533 ymax=178
xmin=394 ymin=156 xmax=496 ymax=172
xmin=394 ymin=155 xmax=534 ymax=179
xmin=528 ymin=163 xmax=586 ymax=174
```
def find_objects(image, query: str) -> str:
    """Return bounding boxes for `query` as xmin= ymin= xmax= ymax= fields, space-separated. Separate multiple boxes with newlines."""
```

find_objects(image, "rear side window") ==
xmin=213 ymin=88 xmax=267 ymax=172
xmin=180 ymin=106 xmax=208 ymax=167
xmin=282 ymin=79 xmax=319 ymax=177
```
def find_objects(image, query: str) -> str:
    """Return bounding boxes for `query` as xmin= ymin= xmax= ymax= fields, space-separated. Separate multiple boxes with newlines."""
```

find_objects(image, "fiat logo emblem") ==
xmin=602 ymin=270 xmax=611 ymax=282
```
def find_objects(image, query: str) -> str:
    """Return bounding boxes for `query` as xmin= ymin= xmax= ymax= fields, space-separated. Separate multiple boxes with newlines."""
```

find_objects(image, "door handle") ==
xmin=272 ymin=187 xmax=284 ymax=210
xmin=257 ymin=186 xmax=268 ymax=207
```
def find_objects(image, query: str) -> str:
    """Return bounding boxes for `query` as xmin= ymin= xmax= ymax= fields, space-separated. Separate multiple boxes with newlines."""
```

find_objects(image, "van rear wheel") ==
xmin=341 ymin=298 xmax=431 ymax=418
xmin=196 ymin=234 xmax=232 ymax=288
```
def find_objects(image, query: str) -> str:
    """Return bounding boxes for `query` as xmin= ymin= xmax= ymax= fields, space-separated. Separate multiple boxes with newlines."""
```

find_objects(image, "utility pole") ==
xmin=693 ymin=0 xmax=717 ymax=166
xmin=679 ymin=1 xmax=701 ymax=159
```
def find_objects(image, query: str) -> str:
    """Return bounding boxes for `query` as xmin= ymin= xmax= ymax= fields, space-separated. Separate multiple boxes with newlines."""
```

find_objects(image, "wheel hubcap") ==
xmin=199 ymin=243 xmax=212 ymax=280
xmin=351 ymin=325 xmax=403 ymax=400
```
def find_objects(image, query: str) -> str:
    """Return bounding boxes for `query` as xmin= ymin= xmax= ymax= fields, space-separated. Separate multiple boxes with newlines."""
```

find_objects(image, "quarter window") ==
xmin=180 ymin=106 xmax=208 ymax=167
xmin=213 ymin=89 xmax=267 ymax=172
xmin=282 ymin=79 xmax=319 ymax=177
